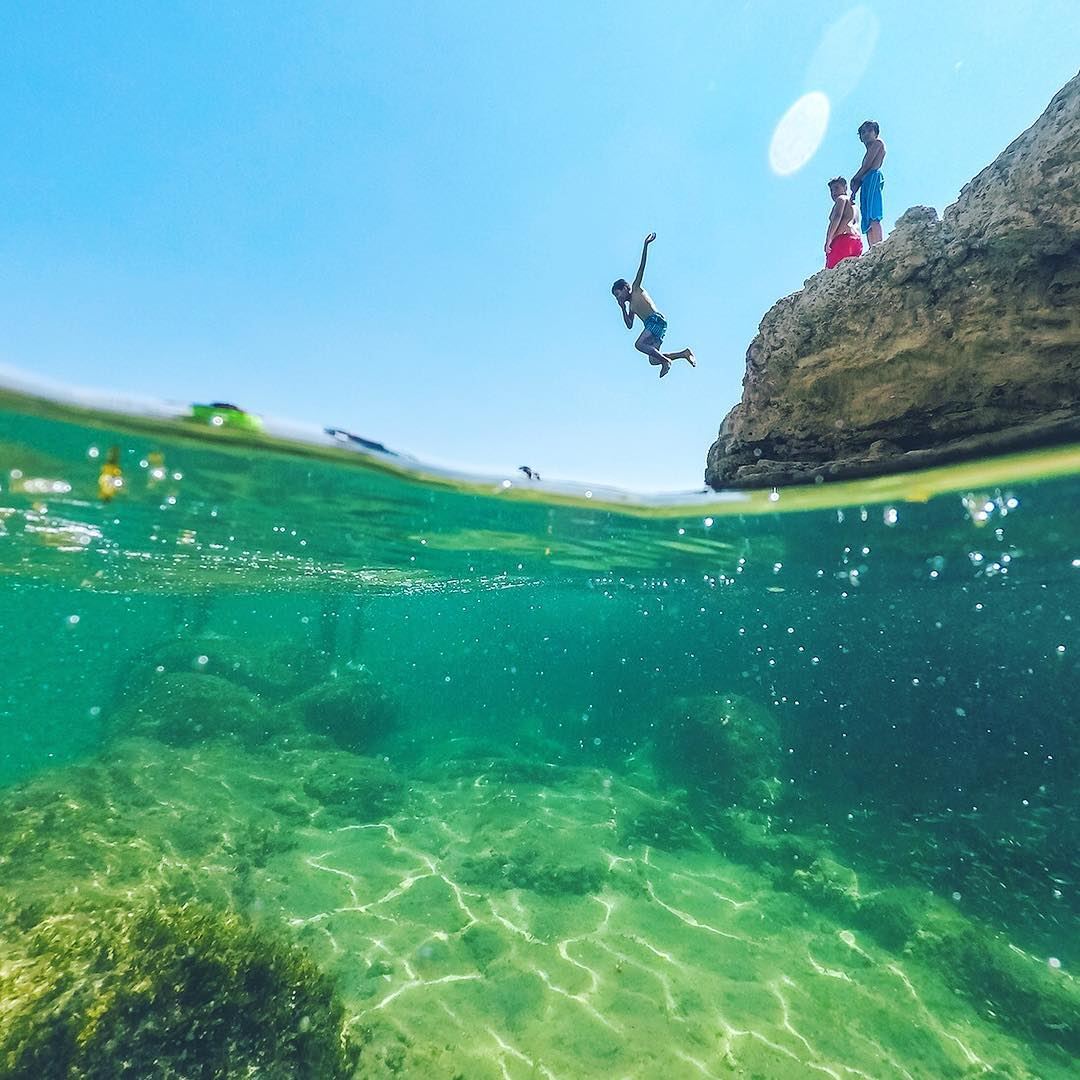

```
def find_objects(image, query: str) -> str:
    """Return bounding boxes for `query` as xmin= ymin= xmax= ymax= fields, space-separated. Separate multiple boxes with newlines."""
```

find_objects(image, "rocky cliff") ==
xmin=706 ymin=72 xmax=1080 ymax=489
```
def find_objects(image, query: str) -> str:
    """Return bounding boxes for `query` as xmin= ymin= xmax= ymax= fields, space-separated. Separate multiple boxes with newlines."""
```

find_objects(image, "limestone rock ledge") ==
xmin=706 ymin=72 xmax=1080 ymax=489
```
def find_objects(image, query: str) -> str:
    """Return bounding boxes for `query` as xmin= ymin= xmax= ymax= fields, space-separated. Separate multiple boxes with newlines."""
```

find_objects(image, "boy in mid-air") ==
xmin=850 ymin=120 xmax=887 ymax=246
xmin=612 ymin=233 xmax=696 ymax=379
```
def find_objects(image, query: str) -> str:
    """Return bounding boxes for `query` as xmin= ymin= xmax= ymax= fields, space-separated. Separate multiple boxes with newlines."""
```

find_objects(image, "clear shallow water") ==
xmin=1 ymin=392 xmax=1078 ymax=1078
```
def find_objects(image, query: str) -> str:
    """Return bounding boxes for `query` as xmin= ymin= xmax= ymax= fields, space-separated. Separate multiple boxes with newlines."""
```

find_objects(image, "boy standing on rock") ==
xmin=850 ymin=120 xmax=887 ymax=246
xmin=612 ymin=233 xmax=696 ymax=379
xmin=825 ymin=177 xmax=863 ymax=268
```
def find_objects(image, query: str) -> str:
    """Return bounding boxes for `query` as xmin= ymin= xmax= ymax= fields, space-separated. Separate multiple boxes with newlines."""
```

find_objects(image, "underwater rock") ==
xmin=302 ymin=754 xmax=405 ymax=823
xmin=706 ymin=71 xmax=1080 ymax=488
xmin=103 ymin=672 xmax=274 ymax=748
xmin=461 ymin=923 xmax=508 ymax=972
xmin=0 ymin=740 xmax=314 ymax=925
xmin=655 ymin=692 xmax=784 ymax=810
xmin=778 ymin=845 xmax=1080 ymax=1055
xmin=282 ymin=669 xmax=397 ymax=753
xmin=912 ymin=907 xmax=1080 ymax=1056
xmin=790 ymin=856 xmax=930 ymax=952
xmin=454 ymin=809 xmax=609 ymax=896
xmin=854 ymin=887 xmax=928 ymax=952
xmin=0 ymin=902 xmax=360 ymax=1079
xmin=413 ymin=738 xmax=572 ymax=785
xmin=119 ymin=634 xmax=325 ymax=703
xmin=791 ymin=856 xmax=863 ymax=912
xmin=617 ymin=783 xmax=706 ymax=852
xmin=457 ymin=842 xmax=606 ymax=896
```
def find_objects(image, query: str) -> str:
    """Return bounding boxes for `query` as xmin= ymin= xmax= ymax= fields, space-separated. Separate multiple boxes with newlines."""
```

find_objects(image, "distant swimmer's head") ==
xmin=611 ymin=278 xmax=631 ymax=302
xmin=828 ymin=176 xmax=848 ymax=196
xmin=857 ymin=120 xmax=879 ymax=144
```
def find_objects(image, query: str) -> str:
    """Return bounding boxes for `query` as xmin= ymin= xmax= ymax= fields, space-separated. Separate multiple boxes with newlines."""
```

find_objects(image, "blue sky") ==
xmin=2 ymin=2 xmax=1078 ymax=491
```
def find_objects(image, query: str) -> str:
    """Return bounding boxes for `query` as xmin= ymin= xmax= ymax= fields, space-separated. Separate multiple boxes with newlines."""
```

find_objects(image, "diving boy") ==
xmin=612 ymin=233 xmax=696 ymax=379
xmin=850 ymin=120 xmax=886 ymax=246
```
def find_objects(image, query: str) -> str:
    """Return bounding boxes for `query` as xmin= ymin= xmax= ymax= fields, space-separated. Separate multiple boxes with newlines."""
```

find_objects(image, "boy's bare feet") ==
xmin=685 ymin=349 xmax=696 ymax=367
xmin=659 ymin=361 xmax=672 ymax=378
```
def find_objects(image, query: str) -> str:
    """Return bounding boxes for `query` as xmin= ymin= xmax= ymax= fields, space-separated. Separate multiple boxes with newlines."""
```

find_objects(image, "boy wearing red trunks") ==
xmin=825 ymin=177 xmax=862 ymax=269
xmin=612 ymin=233 xmax=696 ymax=379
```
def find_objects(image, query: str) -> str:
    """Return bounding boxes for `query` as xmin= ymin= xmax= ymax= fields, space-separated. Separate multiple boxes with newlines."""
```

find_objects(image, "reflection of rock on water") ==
xmin=656 ymin=691 xmax=784 ymax=810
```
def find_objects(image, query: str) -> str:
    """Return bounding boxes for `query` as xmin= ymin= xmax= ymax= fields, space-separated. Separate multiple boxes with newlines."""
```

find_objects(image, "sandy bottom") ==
xmin=0 ymin=738 xmax=1069 ymax=1079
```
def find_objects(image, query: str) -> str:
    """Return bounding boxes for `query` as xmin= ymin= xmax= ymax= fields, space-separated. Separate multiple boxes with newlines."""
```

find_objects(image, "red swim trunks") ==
xmin=826 ymin=232 xmax=863 ymax=269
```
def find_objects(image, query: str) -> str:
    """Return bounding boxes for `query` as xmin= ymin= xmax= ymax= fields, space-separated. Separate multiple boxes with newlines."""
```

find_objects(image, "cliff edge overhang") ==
xmin=706 ymin=72 xmax=1080 ymax=490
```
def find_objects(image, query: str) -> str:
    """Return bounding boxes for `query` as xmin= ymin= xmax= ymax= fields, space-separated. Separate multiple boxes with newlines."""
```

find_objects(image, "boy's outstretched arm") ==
xmin=632 ymin=232 xmax=656 ymax=288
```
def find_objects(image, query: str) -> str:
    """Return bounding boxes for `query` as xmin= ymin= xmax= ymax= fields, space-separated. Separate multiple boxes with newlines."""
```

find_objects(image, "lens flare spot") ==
xmin=769 ymin=91 xmax=830 ymax=176
xmin=806 ymin=6 xmax=880 ymax=102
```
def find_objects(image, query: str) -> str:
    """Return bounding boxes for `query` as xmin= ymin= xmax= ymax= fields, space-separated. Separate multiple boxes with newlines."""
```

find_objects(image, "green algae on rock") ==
xmin=119 ymin=634 xmax=328 ymax=702
xmin=457 ymin=840 xmax=607 ymax=896
xmin=654 ymin=691 xmax=785 ymax=810
xmin=0 ymin=730 xmax=1075 ymax=1078
xmin=302 ymin=753 xmax=406 ymax=824
xmin=0 ymin=904 xmax=360 ymax=1079
xmin=706 ymin=71 xmax=1080 ymax=489
xmin=912 ymin=909 xmax=1080 ymax=1058
xmin=97 ymin=632 xmax=400 ymax=757
xmin=104 ymin=672 xmax=274 ymax=747
xmin=282 ymin=669 xmax=398 ymax=752
xmin=786 ymin=854 xmax=1080 ymax=1057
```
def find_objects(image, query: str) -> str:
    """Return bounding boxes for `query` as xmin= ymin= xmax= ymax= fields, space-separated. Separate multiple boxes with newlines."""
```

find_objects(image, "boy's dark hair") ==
xmin=858 ymin=120 xmax=880 ymax=136
xmin=611 ymin=278 xmax=629 ymax=295
xmin=828 ymin=176 xmax=848 ymax=189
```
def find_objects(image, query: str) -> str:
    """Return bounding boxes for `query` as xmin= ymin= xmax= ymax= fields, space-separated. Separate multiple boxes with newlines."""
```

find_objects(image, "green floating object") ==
xmin=189 ymin=402 xmax=263 ymax=432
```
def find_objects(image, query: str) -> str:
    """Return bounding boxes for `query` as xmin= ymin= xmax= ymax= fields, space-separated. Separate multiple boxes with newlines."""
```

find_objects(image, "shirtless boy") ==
xmin=824 ymin=177 xmax=862 ymax=268
xmin=850 ymin=120 xmax=887 ymax=246
xmin=611 ymin=233 xmax=696 ymax=379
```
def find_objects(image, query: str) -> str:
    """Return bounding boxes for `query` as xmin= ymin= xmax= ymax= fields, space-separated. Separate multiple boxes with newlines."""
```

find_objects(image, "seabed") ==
xmin=0 ymin=388 xmax=1077 ymax=1078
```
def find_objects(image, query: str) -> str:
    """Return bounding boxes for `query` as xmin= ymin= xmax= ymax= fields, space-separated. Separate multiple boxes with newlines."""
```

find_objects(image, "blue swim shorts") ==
xmin=860 ymin=169 xmax=884 ymax=233
xmin=643 ymin=312 xmax=667 ymax=343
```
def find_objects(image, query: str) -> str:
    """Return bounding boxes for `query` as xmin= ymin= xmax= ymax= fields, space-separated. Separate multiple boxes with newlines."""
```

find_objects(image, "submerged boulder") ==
xmin=707 ymin=71 xmax=1080 ymax=488
xmin=0 ymin=903 xmax=360 ymax=1078
xmin=302 ymin=754 xmax=405 ymax=823
xmin=104 ymin=673 xmax=275 ymax=748
xmin=282 ymin=669 xmax=397 ymax=752
xmin=912 ymin=907 xmax=1080 ymax=1056
xmin=118 ymin=635 xmax=324 ymax=704
xmin=790 ymin=854 xmax=1080 ymax=1056
xmin=655 ymin=692 xmax=784 ymax=810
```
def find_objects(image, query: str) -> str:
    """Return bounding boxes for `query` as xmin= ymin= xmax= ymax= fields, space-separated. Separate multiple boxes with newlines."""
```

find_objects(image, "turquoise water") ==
xmin=1 ymin=392 xmax=1077 ymax=1078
